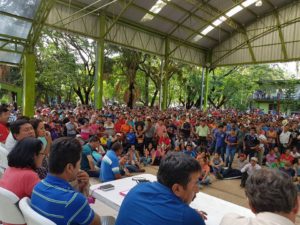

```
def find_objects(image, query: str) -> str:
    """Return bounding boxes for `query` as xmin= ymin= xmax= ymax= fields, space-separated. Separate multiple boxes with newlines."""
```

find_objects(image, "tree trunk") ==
xmin=144 ymin=75 xmax=149 ymax=106
xmin=127 ymin=82 xmax=135 ymax=109
xmin=150 ymin=89 xmax=158 ymax=107
xmin=73 ymin=87 xmax=85 ymax=104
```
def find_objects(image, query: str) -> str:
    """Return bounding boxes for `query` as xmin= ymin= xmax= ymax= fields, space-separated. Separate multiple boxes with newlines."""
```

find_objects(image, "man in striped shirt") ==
xmin=31 ymin=137 xmax=102 ymax=225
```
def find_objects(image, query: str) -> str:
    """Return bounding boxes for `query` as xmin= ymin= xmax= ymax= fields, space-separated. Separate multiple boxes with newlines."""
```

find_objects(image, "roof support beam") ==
xmin=243 ymin=29 xmax=256 ymax=63
xmin=0 ymin=11 xmax=33 ymax=23
xmin=264 ymin=0 xmax=288 ymax=60
xmin=168 ymin=0 xmax=231 ymax=36
xmin=128 ymin=1 xmax=219 ymax=43
xmin=275 ymin=12 xmax=288 ymax=60
xmin=27 ymin=0 xmax=55 ymax=49
xmin=212 ymin=16 xmax=300 ymax=66
xmin=104 ymin=0 xmax=134 ymax=37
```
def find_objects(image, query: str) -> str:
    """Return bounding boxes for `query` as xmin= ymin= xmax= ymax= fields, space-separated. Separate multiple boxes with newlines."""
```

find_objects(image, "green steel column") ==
xmin=16 ymin=89 xmax=22 ymax=107
xmin=162 ymin=38 xmax=169 ymax=110
xmin=23 ymin=52 xmax=35 ymax=117
xmin=203 ymin=67 xmax=209 ymax=111
xmin=95 ymin=14 xmax=105 ymax=109
xmin=203 ymin=51 xmax=212 ymax=111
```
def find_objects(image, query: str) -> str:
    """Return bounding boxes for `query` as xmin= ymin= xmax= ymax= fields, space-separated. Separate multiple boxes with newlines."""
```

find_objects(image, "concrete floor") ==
xmin=90 ymin=165 xmax=300 ymax=224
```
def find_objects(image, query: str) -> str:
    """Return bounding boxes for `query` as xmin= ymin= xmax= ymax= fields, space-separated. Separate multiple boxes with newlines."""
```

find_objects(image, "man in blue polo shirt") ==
xmin=100 ymin=142 xmax=123 ymax=182
xmin=31 ymin=137 xmax=102 ymax=225
xmin=115 ymin=152 xmax=206 ymax=225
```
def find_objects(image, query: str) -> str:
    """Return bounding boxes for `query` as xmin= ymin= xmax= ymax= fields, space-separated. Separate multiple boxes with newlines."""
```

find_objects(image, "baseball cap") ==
xmin=250 ymin=157 xmax=258 ymax=162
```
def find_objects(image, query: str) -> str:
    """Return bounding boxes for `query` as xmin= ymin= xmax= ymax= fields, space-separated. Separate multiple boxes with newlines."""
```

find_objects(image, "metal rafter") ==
xmin=165 ymin=0 xmax=257 ymax=56
xmin=196 ymin=1 xmax=260 ymax=62
xmin=166 ymin=0 xmax=228 ymax=39
xmin=104 ymin=0 xmax=134 ymax=37
xmin=53 ymin=0 xmax=208 ymax=52
xmin=168 ymin=0 xmax=231 ymax=36
xmin=264 ymin=0 xmax=288 ymax=60
xmin=212 ymin=15 xmax=300 ymax=66
xmin=27 ymin=0 xmax=55 ymax=49
xmin=0 ymin=11 xmax=34 ymax=23
xmin=126 ymin=0 xmax=219 ymax=43
xmin=231 ymin=0 xmax=258 ymax=19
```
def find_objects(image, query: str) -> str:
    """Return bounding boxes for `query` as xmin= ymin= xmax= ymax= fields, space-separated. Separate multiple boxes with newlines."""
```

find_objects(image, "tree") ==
xmin=114 ymin=48 xmax=144 ymax=108
xmin=36 ymin=29 xmax=115 ymax=105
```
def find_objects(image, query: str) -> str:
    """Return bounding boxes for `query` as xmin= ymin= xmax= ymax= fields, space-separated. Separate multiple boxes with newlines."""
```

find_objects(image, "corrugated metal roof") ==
xmin=0 ymin=0 xmax=299 ymax=66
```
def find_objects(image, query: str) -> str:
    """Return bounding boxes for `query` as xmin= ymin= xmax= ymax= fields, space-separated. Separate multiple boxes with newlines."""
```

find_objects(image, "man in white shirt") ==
xmin=279 ymin=125 xmax=292 ymax=154
xmin=240 ymin=157 xmax=261 ymax=187
xmin=221 ymin=169 xmax=299 ymax=225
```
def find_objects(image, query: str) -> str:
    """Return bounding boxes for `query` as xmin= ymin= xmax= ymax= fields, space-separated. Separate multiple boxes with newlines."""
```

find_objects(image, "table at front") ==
xmin=90 ymin=174 xmax=254 ymax=225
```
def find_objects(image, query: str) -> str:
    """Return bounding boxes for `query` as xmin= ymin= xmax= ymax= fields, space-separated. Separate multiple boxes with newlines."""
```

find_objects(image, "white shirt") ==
xmin=5 ymin=132 xmax=16 ymax=152
xmin=241 ymin=163 xmax=261 ymax=175
xmin=279 ymin=131 xmax=291 ymax=145
xmin=220 ymin=212 xmax=295 ymax=225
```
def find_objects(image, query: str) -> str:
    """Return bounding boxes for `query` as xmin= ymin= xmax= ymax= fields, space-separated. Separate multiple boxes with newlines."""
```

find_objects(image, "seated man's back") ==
xmin=115 ymin=152 xmax=205 ymax=225
xmin=31 ymin=137 xmax=101 ymax=225
xmin=31 ymin=175 xmax=94 ymax=225
xmin=116 ymin=181 xmax=204 ymax=225
xmin=100 ymin=142 xmax=123 ymax=182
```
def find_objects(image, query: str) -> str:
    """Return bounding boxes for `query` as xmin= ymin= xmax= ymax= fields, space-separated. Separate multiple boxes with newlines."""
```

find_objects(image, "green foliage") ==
xmin=208 ymin=64 xmax=286 ymax=109
xmin=32 ymin=29 xmax=291 ymax=110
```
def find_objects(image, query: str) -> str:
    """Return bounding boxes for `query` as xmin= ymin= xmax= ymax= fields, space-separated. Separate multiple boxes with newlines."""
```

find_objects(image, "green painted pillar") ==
xmin=203 ymin=67 xmax=209 ymax=111
xmin=162 ymin=38 xmax=169 ymax=110
xmin=95 ymin=14 xmax=105 ymax=109
xmin=23 ymin=52 xmax=35 ymax=117
xmin=162 ymin=77 xmax=168 ymax=110
xmin=203 ymin=51 xmax=212 ymax=111
xmin=16 ymin=89 xmax=22 ymax=107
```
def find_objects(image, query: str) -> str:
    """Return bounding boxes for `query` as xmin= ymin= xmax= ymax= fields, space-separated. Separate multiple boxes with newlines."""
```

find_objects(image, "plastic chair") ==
xmin=101 ymin=216 xmax=116 ymax=225
xmin=19 ymin=197 xmax=56 ymax=225
xmin=0 ymin=145 xmax=8 ymax=174
xmin=0 ymin=187 xmax=25 ymax=224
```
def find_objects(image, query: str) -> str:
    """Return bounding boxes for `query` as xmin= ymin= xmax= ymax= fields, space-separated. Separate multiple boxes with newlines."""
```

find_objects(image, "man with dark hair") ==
xmin=115 ymin=152 xmax=205 ymax=225
xmin=31 ymin=137 xmax=103 ymax=225
xmin=81 ymin=135 xmax=100 ymax=177
xmin=221 ymin=169 xmax=299 ymax=225
xmin=243 ymin=127 xmax=260 ymax=160
xmin=5 ymin=118 xmax=35 ymax=152
xmin=0 ymin=104 xmax=10 ymax=143
xmin=100 ymin=141 xmax=123 ymax=182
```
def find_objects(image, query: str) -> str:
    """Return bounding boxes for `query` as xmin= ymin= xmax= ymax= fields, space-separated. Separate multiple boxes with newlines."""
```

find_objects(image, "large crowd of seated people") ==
xmin=0 ymin=103 xmax=299 ymax=224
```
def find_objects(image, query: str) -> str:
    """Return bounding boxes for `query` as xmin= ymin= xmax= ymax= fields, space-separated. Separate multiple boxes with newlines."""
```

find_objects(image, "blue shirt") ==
xmin=115 ymin=182 xmax=205 ymax=225
xmin=183 ymin=149 xmax=197 ymax=158
xmin=81 ymin=144 xmax=93 ymax=171
xmin=100 ymin=150 xmax=120 ymax=182
xmin=31 ymin=175 xmax=94 ymax=225
xmin=215 ymin=131 xmax=226 ymax=147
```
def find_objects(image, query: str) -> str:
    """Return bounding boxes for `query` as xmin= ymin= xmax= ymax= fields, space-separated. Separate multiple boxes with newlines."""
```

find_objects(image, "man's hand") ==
xmin=45 ymin=131 xmax=52 ymax=144
xmin=77 ymin=171 xmax=89 ymax=192
xmin=196 ymin=210 xmax=208 ymax=220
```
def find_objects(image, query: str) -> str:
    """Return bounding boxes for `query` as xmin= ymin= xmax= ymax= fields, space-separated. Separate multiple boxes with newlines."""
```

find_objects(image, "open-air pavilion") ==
xmin=0 ymin=0 xmax=299 ymax=116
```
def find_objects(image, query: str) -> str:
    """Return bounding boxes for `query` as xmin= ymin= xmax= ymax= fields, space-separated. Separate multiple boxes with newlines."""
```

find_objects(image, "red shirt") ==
xmin=280 ymin=154 xmax=294 ymax=164
xmin=0 ymin=122 xmax=9 ymax=143
xmin=0 ymin=167 xmax=40 ymax=198
xmin=158 ymin=136 xmax=171 ymax=146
